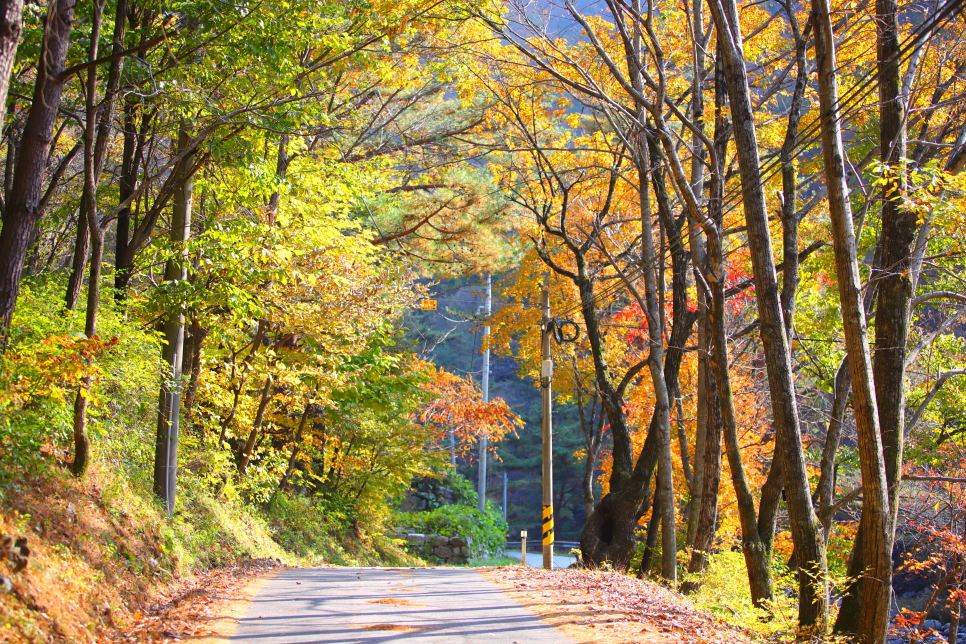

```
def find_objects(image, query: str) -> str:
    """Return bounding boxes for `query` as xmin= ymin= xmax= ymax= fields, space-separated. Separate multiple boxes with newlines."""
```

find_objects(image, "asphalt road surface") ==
xmin=502 ymin=551 xmax=575 ymax=569
xmin=231 ymin=567 xmax=574 ymax=643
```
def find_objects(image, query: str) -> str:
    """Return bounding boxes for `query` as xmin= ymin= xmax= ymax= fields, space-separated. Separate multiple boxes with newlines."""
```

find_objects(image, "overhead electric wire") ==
xmin=550 ymin=0 xmax=965 ymax=321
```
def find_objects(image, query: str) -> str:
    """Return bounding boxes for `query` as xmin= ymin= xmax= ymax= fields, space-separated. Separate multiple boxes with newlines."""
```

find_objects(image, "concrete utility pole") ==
xmin=477 ymin=274 xmax=492 ymax=513
xmin=502 ymin=470 xmax=508 ymax=521
xmin=540 ymin=287 xmax=554 ymax=569
xmin=153 ymin=128 xmax=193 ymax=516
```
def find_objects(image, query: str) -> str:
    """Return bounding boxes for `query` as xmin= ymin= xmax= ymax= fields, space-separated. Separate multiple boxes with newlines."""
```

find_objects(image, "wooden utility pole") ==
xmin=540 ymin=287 xmax=554 ymax=569
xmin=153 ymin=129 xmax=193 ymax=515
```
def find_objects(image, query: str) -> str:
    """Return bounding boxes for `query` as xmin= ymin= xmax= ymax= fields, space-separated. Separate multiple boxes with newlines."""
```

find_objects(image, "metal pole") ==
xmin=502 ymin=470 xmax=508 ymax=522
xmin=153 ymin=128 xmax=193 ymax=514
xmin=478 ymin=274 xmax=491 ymax=512
xmin=540 ymin=287 xmax=554 ymax=569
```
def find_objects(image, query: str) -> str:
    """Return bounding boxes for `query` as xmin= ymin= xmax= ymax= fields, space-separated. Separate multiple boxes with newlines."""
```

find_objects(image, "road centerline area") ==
xmin=231 ymin=567 xmax=574 ymax=643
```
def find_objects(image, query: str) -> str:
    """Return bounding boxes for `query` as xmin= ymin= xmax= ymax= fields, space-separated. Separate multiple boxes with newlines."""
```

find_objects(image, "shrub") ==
xmin=396 ymin=501 xmax=507 ymax=557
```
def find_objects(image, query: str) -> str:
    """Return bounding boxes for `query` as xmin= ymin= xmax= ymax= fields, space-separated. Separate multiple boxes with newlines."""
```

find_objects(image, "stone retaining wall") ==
xmin=390 ymin=532 xmax=472 ymax=565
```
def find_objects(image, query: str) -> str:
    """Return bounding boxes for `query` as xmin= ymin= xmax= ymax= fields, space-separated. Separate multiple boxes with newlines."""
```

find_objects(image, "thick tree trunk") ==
xmin=0 ymin=0 xmax=74 ymax=338
xmin=707 ymin=0 xmax=829 ymax=627
xmin=581 ymin=426 xmax=658 ymax=570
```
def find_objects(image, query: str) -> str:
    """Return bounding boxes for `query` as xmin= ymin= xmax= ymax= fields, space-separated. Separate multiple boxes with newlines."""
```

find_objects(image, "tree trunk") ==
xmin=114 ymin=103 xmax=142 ymax=299
xmin=681 ymin=347 xmax=722 ymax=592
xmin=0 ymin=0 xmax=74 ymax=339
xmin=70 ymin=0 xmax=108 ymax=478
xmin=638 ymin=490 xmax=662 ymax=578
xmin=238 ymin=376 xmax=273 ymax=476
xmin=871 ymin=0 xmax=909 ymax=552
xmin=637 ymin=137 xmax=676 ymax=583
xmin=706 ymin=0 xmax=829 ymax=627
xmin=813 ymin=1 xmax=892 ymax=640
xmin=0 ymin=0 xmax=22 ymax=132
xmin=278 ymin=404 xmax=311 ymax=492
xmin=64 ymin=211 xmax=90 ymax=310
xmin=580 ymin=426 xmax=659 ymax=570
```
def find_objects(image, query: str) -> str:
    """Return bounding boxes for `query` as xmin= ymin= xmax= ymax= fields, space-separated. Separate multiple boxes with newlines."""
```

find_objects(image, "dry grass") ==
xmin=482 ymin=567 xmax=754 ymax=644
xmin=0 ymin=466 xmax=283 ymax=644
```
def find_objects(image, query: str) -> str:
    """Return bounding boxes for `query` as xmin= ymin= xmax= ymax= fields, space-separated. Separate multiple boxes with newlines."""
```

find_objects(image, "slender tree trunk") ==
xmin=638 ymin=490 xmax=662 ymax=578
xmin=64 ymin=212 xmax=89 ymax=310
xmin=0 ymin=0 xmax=22 ymax=132
xmin=637 ymin=137 xmax=676 ymax=583
xmin=182 ymin=318 xmax=207 ymax=428
xmin=681 ymin=348 xmax=722 ymax=592
xmin=238 ymin=376 xmax=273 ymax=476
xmin=0 ymin=0 xmax=74 ymax=340
xmin=278 ymin=404 xmax=311 ymax=492
xmin=779 ymin=6 xmax=809 ymax=343
xmin=706 ymin=0 xmax=829 ymax=627
xmin=70 ymin=0 xmax=109 ymax=477
xmin=813 ymin=1 xmax=892 ymax=640
xmin=114 ymin=104 xmax=143 ymax=300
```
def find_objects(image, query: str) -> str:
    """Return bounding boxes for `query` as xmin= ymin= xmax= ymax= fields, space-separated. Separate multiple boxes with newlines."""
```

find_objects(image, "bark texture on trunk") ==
xmin=836 ymin=0 xmax=908 ymax=636
xmin=706 ymin=0 xmax=829 ymax=627
xmin=0 ymin=0 xmax=74 ymax=338
xmin=813 ymin=1 xmax=892 ymax=640
xmin=0 ymin=0 xmax=22 ymax=131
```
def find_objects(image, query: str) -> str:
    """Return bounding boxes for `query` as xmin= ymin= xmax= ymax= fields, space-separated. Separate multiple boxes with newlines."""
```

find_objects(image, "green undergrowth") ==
xmin=0 ymin=457 xmax=422 ymax=643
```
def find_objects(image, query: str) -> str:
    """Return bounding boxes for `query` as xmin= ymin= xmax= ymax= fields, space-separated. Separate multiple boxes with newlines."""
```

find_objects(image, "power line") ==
xmin=550 ymin=0 xmax=965 ymax=320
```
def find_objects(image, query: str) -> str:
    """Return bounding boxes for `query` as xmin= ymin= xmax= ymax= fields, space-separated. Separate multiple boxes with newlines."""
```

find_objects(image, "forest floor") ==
xmin=483 ymin=567 xmax=753 ymax=644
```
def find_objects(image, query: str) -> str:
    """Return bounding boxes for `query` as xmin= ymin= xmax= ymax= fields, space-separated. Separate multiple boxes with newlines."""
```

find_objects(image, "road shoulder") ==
xmin=481 ymin=566 xmax=750 ymax=644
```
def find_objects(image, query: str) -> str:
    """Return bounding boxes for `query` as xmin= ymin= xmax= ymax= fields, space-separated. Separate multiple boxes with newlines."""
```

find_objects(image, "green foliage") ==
xmin=0 ymin=277 xmax=161 ymax=482
xmin=685 ymin=551 xmax=798 ymax=637
xmin=396 ymin=498 xmax=508 ymax=557
xmin=264 ymin=492 xmax=419 ymax=566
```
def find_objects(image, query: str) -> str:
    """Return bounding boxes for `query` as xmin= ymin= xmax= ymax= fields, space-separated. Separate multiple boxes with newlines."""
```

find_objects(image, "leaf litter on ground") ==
xmin=482 ymin=567 xmax=754 ymax=644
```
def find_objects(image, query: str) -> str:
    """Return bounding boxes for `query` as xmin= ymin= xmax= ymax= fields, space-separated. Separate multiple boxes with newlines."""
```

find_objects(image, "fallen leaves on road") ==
xmin=481 ymin=567 xmax=753 ymax=644
xmin=355 ymin=623 xmax=435 ymax=633
xmin=366 ymin=597 xmax=428 ymax=607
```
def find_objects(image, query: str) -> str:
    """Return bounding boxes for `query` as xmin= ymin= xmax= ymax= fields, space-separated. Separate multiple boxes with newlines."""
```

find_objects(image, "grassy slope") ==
xmin=0 ymin=463 xmax=418 ymax=644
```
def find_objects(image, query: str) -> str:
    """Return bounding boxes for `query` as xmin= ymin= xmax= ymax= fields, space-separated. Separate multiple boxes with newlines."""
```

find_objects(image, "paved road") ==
xmin=231 ymin=567 xmax=573 ymax=643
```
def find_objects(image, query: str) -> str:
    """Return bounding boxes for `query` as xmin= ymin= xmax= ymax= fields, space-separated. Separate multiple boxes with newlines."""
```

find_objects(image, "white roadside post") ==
xmin=521 ymin=530 xmax=527 ymax=567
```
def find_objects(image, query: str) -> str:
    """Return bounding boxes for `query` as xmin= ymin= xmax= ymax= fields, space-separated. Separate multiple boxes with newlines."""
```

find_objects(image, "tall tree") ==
xmin=0 ymin=0 xmax=74 ymax=340
xmin=705 ymin=0 xmax=829 ymax=629
xmin=812 ymin=0 xmax=893 ymax=640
